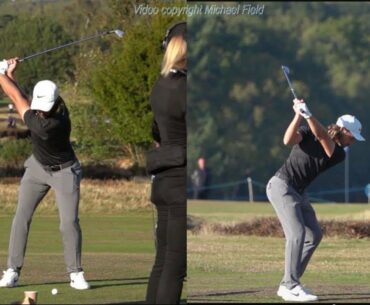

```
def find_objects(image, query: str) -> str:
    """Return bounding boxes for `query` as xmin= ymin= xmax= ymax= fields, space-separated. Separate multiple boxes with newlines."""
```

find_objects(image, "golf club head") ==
xmin=281 ymin=65 xmax=290 ymax=74
xmin=111 ymin=29 xmax=124 ymax=38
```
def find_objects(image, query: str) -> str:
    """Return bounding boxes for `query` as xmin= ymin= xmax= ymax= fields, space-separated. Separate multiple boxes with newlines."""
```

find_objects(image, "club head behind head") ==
xmin=113 ymin=29 xmax=124 ymax=38
xmin=281 ymin=65 xmax=290 ymax=74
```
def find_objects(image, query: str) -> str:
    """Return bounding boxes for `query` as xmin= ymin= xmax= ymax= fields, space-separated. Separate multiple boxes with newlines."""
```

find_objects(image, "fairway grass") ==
xmin=188 ymin=200 xmax=370 ymax=223
xmin=188 ymin=234 xmax=370 ymax=303
xmin=188 ymin=200 xmax=370 ymax=303
xmin=0 ymin=214 xmax=157 ymax=304
xmin=0 ymin=213 xmax=186 ymax=304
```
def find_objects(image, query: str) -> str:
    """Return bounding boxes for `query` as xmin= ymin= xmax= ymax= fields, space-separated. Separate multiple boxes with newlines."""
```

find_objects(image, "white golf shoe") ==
xmin=277 ymin=284 xmax=318 ymax=302
xmin=70 ymin=271 xmax=90 ymax=290
xmin=0 ymin=268 xmax=19 ymax=288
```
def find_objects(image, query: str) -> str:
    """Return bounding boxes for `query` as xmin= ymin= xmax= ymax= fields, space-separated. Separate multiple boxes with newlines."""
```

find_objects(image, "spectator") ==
xmin=7 ymin=115 xmax=16 ymax=128
xmin=191 ymin=157 xmax=210 ymax=199
xmin=8 ymin=103 xmax=14 ymax=113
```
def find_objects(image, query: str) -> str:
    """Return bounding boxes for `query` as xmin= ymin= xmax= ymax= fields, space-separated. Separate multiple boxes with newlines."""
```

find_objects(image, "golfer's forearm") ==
xmin=306 ymin=117 xmax=328 ymax=141
xmin=307 ymin=116 xmax=335 ymax=157
xmin=0 ymin=74 xmax=29 ymax=119
xmin=283 ymin=114 xmax=302 ymax=145
xmin=6 ymin=73 xmax=24 ymax=97
xmin=7 ymin=72 xmax=15 ymax=81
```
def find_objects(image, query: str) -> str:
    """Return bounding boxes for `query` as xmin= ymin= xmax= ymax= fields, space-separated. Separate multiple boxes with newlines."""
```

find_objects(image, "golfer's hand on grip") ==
xmin=293 ymin=98 xmax=312 ymax=119
xmin=6 ymin=58 xmax=19 ymax=75
xmin=0 ymin=60 xmax=8 ymax=75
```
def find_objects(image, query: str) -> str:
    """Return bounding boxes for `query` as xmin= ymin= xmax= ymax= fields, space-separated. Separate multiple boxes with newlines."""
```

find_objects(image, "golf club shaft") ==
xmin=19 ymin=31 xmax=111 ymax=62
xmin=282 ymin=70 xmax=297 ymax=99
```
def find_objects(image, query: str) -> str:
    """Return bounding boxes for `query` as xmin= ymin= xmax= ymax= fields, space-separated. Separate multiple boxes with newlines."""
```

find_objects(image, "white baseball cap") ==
xmin=31 ymin=80 xmax=59 ymax=112
xmin=336 ymin=114 xmax=365 ymax=141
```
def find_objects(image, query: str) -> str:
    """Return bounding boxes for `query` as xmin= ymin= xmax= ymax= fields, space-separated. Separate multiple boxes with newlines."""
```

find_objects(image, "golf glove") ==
xmin=0 ymin=60 xmax=8 ymax=75
xmin=295 ymin=102 xmax=312 ymax=119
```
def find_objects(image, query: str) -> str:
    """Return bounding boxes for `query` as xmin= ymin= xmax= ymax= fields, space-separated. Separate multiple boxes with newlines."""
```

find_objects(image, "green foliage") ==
xmin=0 ymin=138 xmax=32 ymax=167
xmin=188 ymin=2 xmax=370 ymax=200
xmin=0 ymin=15 xmax=75 ymax=94
xmin=89 ymin=0 xmax=186 ymax=163
xmin=69 ymin=102 xmax=122 ymax=162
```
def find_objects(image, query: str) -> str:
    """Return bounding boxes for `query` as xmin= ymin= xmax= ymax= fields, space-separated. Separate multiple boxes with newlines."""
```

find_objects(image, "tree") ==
xmin=89 ymin=0 xmax=186 ymax=165
xmin=0 ymin=15 xmax=75 ymax=94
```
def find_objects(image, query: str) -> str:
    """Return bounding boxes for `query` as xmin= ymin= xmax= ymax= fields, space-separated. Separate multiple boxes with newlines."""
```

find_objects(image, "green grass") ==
xmin=0 ymin=212 xmax=185 ymax=304
xmin=187 ymin=200 xmax=370 ymax=303
xmin=188 ymin=200 xmax=370 ymax=223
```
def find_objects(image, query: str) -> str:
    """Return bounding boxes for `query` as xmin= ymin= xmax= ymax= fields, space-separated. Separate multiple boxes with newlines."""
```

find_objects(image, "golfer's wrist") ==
xmin=7 ymin=72 xmax=15 ymax=80
xmin=294 ymin=113 xmax=302 ymax=120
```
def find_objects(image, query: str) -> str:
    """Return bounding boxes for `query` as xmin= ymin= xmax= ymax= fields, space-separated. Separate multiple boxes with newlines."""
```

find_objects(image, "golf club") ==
xmin=18 ymin=29 xmax=124 ymax=62
xmin=281 ymin=65 xmax=297 ymax=99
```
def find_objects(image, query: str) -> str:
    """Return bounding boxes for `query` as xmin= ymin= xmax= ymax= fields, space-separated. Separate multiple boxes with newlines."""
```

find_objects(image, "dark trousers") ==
xmin=146 ymin=168 xmax=186 ymax=304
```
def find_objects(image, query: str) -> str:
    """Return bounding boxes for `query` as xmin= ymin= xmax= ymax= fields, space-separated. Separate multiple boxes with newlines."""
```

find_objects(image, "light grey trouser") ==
xmin=7 ymin=155 xmax=83 ymax=274
xmin=266 ymin=175 xmax=323 ymax=289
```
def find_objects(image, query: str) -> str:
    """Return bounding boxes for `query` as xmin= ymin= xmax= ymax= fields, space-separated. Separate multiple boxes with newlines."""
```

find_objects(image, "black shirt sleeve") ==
xmin=331 ymin=144 xmax=346 ymax=163
xmin=152 ymin=119 xmax=161 ymax=143
xmin=298 ymin=125 xmax=310 ymax=140
xmin=24 ymin=109 xmax=58 ymax=140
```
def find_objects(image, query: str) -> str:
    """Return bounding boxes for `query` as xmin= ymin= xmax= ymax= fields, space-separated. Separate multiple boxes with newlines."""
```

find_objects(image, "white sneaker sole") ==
xmin=0 ymin=281 xmax=18 ymax=288
xmin=277 ymin=287 xmax=318 ymax=302
xmin=281 ymin=295 xmax=318 ymax=302
xmin=70 ymin=282 xmax=90 ymax=290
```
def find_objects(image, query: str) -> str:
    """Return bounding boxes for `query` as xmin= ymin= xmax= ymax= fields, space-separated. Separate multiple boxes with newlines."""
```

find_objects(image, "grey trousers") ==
xmin=7 ymin=155 xmax=83 ymax=274
xmin=266 ymin=175 xmax=323 ymax=289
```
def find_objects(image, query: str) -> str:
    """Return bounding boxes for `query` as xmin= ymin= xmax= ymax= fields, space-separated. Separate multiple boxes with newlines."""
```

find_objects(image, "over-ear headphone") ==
xmin=162 ymin=21 xmax=186 ymax=50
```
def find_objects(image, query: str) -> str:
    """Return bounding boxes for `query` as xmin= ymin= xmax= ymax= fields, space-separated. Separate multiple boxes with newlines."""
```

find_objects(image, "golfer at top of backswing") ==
xmin=266 ymin=98 xmax=365 ymax=302
xmin=0 ymin=58 xmax=90 ymax=290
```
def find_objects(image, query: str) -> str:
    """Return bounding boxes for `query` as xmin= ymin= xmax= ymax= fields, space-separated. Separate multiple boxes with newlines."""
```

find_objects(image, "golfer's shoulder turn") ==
xmin=23 ymin=109 xmax=69 ymax=139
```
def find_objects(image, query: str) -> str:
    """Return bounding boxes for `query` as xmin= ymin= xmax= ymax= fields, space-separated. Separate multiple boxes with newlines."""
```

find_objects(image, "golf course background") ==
xmin=187 ymin=2 xmax=370 ymax=202
xmin=188 ymin=200 xmax=370 ymax=303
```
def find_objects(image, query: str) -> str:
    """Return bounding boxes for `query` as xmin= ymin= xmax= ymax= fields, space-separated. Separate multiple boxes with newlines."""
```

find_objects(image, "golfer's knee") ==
xmin=306 ymin=228 xmax=323 ymax=247
xmin=60 ymin=218 xmax=80 ymax=234
xmin=13 ymin=210 xmax=33 ymax=227
xmin=287 ymin=228 xmax=305 ymax=244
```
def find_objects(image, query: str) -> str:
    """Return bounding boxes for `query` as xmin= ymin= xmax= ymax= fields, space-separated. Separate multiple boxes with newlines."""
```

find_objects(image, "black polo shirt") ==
xmin=276 ymin=125 xmax=346 ymax=193
xmin=150 ymin=71 xmax=186 ymax=148
xmin=23 ymin=107 xmax=76 ymax=166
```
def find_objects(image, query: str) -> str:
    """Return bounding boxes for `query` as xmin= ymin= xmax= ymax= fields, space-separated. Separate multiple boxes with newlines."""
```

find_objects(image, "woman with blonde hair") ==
xmin=266 ymin=98 xmax=364 ymax=302
xmin=145 ymin=21 xmax=187 ymax=304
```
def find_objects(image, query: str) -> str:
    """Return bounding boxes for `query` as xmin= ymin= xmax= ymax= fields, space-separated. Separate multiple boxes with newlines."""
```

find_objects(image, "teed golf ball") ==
xmin=51 ymin=288 xmax=58 ymax=295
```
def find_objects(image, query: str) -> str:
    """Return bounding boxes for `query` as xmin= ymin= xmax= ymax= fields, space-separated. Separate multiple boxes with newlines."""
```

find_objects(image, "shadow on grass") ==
xmin=319 ymin=293 xmax=370 ymax=303
xmin=90 ymin=278 xmax=148 ymax=290
xmin=188 ymin=298 xmax=251 ymax=303
xmin=105 ymin=299 xmax=186 ymax=305
xmin=189 ymin=289 xmax=261 ymax=303
xmin=15 ymin=277 xmax=149 ymax=288
xmin=105 ymin=301 xmax=146 ymax=305
xmin=189 ymin=289 xmax=260 ymax=298
xmin=189 ymin=290 xmax=370 ymax=303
